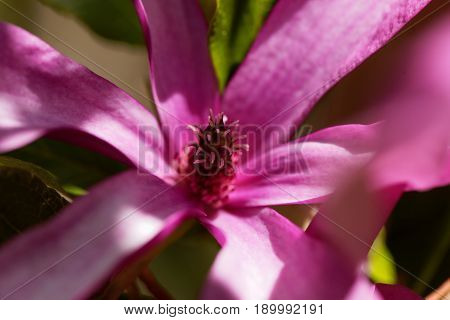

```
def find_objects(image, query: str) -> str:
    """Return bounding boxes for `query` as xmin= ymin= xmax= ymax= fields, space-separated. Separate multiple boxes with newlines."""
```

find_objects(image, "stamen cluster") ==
xmin=175 ymin=111 xmax=248 ymax=209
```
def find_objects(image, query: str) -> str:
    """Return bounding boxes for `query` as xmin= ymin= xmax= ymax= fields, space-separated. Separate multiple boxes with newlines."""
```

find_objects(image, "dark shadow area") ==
xmin=386 ymin=185 xmax=450 ymax=296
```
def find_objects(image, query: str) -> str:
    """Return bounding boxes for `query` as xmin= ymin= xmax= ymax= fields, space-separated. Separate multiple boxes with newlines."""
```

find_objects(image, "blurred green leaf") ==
xmin=209 ymin=0 xmax=275 ymax=90
xmin=0 ymin=156 xmax=69 ymax=244
xmin=150 ymin=223 xmax=219 ymax=299
xmin=6 ymin=138 xmax=126 ymax=195
xmin=39 ymin=0 xmax=144 ymax=45
xmin=386 ymin=186 xmax=450 ymax=295
xmin=368 ymin=228 xmax=397 ymax=284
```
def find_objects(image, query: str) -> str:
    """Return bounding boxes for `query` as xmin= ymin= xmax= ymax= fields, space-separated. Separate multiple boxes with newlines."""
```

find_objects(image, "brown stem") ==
xmin=139 ymin=268 xmax=173 ymax=300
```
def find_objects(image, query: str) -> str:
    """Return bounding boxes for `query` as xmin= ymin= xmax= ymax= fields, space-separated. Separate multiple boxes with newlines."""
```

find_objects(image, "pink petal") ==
xmin=290 ymin=7 xmax=450 ymax=269
xmin=309 ymin=177 xmax=404 ymax=268
xmin=201 ymin=208 xmax=377 ymax=299
xmin=305 ymin=116 xmax=449 ymax=280
xmin=0 ymin=171 xmax=194 ymax=299
xmin=228 ymin=123 xmax=379 ymax=207
xmin=308 ymin=98 xmax=450 ymax=270
xmin=134 ymin=0 xmax=219 ymax=156
xmin=0 ymin=23 xmax=169 ymax=177
xmin=310 ymin=2 xmax=450 ymax=128
xmin=222 ymin=0 xmax=431 ymax=148
xmin=369 ymin=99 xmax=450 ymax=192
xmin=366 ymin=7 xmax=450 ymax=191
xmin=376 ymin=284 xmax=422 ymax=300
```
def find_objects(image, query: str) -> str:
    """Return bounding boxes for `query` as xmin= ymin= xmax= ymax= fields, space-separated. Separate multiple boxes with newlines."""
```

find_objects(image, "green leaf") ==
xmin=367 ymin=228 xmax=397 ymax=284
xmin=39 ymin=0 xmax=144 ymax=45
xmin=6 ymin=138 xmax=126 ymax=195
xmin=209 ymin=0 xmax=276 ymax=90
xmin=0 ymin=156 xmax=70 ymax=244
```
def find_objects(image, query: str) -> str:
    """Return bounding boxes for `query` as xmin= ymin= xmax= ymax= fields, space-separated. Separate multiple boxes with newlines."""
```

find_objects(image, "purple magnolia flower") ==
xmin=0 ymin=0 xmax=448 ymax=299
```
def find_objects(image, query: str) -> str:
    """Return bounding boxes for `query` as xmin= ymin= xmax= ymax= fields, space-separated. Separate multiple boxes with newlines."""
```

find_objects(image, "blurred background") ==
xmin=0 ymin=0 xmax=448 ymax=299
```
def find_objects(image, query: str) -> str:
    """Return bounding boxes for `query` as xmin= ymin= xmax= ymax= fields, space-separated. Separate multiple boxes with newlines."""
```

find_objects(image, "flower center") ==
xmin=175 ymin=111 xmax=248 ymax=209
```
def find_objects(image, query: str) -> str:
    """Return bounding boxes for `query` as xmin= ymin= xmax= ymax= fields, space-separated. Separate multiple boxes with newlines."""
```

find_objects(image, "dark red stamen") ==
xmin=175 ymin=110 xmax=248 ymax=209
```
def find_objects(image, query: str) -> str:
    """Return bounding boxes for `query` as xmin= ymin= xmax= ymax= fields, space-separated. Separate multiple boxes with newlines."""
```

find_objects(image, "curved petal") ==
xmin=307 ymin=5 xmax=450 ymax=267
xmin=228 ymin=123 xmax=379 ymax=207
xmin=200 ymin=208 xmax=377 ymax=299
xmin=307 ymin=113 xmax=450 ymax=272
xmin=134 ymin=0 xmax=219 ymax=156
xmin=222 ymin=0 xmax=431 ymax=149
xmin=0 ymin=23 xmax=170 ymax=177
xmin=0 ymin=170 xmax=194 ymax=299
xmin=366 ymin=6 xmax=450 ymax=192
xmin=307 ymin=107 xmax=450 ymax=270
